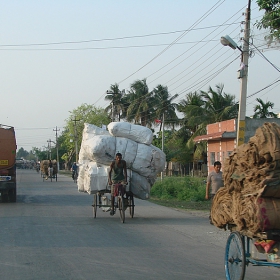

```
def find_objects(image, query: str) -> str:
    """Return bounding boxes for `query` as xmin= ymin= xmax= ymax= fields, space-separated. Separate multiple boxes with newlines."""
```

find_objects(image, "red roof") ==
xmin=193 ymin=131 xmax=236 ymax=142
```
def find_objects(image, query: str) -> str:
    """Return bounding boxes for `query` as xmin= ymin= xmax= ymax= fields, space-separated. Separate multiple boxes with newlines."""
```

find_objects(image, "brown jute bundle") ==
xmin=211 ymin=122 xmax=280 ymax=235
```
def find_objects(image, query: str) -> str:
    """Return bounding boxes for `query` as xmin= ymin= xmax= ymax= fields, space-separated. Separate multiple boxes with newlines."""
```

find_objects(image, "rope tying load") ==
xmin=211 ymin=122 xmax=280 ymax=237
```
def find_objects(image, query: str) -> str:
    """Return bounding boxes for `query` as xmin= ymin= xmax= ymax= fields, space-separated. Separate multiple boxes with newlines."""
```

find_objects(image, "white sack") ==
xmin=108 ymin=122 xmax=153 ymax=145
xmin=78 ymin=160 xmax=153 ymax=200
xmin=82 ymin=123 xmax=109 ymax=141
xmin=79 ymin=162 xmax=109 ymax=194
xmin=80 ymin=135 xmax=165 ymax=178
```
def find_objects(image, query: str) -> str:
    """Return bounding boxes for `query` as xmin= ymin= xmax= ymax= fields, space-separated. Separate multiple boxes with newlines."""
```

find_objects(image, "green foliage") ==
xmin=256 ymin=0 xmax=280 ymax=41
xmin=16 ymin=147 xmax=29 ymax=159
xmin=60 ymin=103 xmax=111 ymax=166
xmin=253 ymin=98 xmax=278 ymax=118
xmin=150 ymin=176 xmax=206 ymax=202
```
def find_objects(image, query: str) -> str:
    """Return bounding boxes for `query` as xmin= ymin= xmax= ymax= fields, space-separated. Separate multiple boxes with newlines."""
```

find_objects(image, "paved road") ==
xmin=0 ymin=169 xmax=279 ymax=280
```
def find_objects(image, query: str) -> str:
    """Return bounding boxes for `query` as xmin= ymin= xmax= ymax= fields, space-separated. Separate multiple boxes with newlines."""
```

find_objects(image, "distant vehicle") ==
xmin=0 ymin=125 xmax=17 ymax=202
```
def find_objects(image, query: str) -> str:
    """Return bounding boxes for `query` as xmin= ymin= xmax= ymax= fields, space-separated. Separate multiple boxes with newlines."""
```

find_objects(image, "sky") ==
xmin=1 ymin=0 xmax=280 ymax=152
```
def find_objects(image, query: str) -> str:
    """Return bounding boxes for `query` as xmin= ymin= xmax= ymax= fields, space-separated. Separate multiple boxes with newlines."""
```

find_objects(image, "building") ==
xmin=194 ymin=118 xmax=280 ymax=174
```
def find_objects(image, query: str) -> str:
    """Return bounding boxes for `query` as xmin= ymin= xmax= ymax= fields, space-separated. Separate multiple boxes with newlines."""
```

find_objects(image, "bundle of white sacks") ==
xmin=77 ymin=122 xmax=166 ymax=200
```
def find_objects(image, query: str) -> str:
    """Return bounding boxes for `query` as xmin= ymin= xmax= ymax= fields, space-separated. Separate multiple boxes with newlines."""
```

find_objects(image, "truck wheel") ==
xmin=8 ymin=189 xmax=16 ymax=202
xmin=1 ymin=193 xmax=8 ymax=203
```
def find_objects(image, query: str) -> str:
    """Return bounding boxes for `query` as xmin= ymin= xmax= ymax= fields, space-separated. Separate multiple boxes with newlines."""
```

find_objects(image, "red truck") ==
xmin=0 ymin=125 xmax=17 ymax=202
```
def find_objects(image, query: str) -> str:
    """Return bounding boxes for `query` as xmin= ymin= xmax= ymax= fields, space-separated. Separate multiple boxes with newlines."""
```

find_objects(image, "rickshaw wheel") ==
xmin=118 ymin=196 xmax=125 ymax=223
xmin=128 ymin=195 xmax=134 ymax=218
xmin=225 ymin=231 xmax=246 ymax=280
xmin=93 ymin=194 xmax=98 ymax=218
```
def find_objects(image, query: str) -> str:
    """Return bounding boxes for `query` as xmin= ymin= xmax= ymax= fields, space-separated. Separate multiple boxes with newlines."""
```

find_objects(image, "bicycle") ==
xmin=92 ymin=182 xmax=134 ymax=223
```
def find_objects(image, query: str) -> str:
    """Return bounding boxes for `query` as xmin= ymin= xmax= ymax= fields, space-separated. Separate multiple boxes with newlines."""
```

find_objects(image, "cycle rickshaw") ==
xmin=41 ymin=160 xmax=58 ymax=182
xmin=224 ymin=182 xmax=280 ymax=280
xmin=225 ymin=226 xmax=280 ymax=280
xmin=92 ymin=182 xmax=135 ymax=223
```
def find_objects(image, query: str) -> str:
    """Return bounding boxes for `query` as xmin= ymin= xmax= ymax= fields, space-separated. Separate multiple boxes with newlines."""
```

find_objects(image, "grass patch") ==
xmin=149 ymin=176 xmax=210 ymax=211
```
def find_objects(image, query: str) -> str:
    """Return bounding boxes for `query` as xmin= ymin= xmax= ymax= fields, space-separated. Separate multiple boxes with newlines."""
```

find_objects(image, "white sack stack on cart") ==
xmin=77 ymin=122 xmax=165 ymax=200
xmin=107 ymin=122 xmax=153 ymax=145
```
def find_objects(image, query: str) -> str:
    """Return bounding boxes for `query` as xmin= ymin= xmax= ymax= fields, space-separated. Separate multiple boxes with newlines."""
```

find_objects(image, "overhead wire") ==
xmin=116 ymin=0 xmax=226 ymax=85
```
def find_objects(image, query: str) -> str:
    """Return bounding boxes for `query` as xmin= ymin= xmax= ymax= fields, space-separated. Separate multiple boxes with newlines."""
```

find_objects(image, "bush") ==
xmin=150 ymin=176 xmax=206 ymax=202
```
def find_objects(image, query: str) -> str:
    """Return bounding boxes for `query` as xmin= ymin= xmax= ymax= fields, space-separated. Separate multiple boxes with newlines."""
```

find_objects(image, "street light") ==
xmin=220 ymin=2 xmax=250 ymax=146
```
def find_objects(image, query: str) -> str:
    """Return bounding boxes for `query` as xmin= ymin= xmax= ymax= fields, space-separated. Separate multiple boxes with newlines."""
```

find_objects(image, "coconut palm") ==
xmin=200 ymin=84 xmax=238 ymax=123
xmin=253 ymin=98 xmax=278 ymax=118
xmin=125 ymin=79 xmax=156 ymax=127
xmin=153 ymin=85 xmax=179 ymax=131
xmin=104 ymin=83 xmax=126 ymax=121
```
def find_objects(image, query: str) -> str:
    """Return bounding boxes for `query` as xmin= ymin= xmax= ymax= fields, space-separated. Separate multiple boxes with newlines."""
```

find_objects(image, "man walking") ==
xmin=205 ymin=161 xmax=224 ymax=224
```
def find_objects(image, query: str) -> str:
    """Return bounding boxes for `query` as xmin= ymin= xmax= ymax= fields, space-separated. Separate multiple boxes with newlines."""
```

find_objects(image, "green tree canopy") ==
xmin=60 ymin=104 xmax=110 ymax=168
xmin=253 ymin=97 xmax=278 ymax=118
xmin=256 ymin=0 xmax=280 ymax=42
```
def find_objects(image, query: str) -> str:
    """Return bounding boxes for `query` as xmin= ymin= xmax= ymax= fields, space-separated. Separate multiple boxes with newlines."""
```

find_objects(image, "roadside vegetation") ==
xmin=149 ymin=176 xmax=211 ymax=211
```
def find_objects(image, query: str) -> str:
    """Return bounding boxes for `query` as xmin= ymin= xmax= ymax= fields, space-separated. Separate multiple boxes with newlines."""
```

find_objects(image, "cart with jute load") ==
xmin=40 ymin=160 xmax=58 ymax=181
xmin=211 ymin=123 xmax=280 ymax=280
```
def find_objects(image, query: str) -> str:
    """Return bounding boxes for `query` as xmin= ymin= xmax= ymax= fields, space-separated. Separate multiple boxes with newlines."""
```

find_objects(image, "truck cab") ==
xmin=0 ymin=125 xmax=17 ymax=202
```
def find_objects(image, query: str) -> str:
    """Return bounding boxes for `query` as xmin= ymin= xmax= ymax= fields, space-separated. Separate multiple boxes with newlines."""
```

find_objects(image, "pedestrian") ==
xmin=205 ymin=161 xmax=224 ymax=224
xmin=108 ymin=153 xmax=128 ymax=216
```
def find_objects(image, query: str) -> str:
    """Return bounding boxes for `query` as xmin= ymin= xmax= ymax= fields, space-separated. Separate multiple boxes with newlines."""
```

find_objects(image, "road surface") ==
xmin=0 ymin=169 xmax=279 ymax=279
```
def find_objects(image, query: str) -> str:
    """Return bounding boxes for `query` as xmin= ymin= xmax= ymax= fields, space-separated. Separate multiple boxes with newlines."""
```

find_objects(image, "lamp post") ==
xmin=220 ymin=1 xmax=251 ymax=146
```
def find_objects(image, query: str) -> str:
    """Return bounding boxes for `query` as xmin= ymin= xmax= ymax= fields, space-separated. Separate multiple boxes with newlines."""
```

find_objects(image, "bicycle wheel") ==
xmin=128 ymin=195 xmax=134 ymax=218
xmin=118 ymin=196 xmax=125 ymax=223
xmin=225 ymin=231 xmax=246 ymax=280
xmin=74 ymin=172 xmax=78 ymax=183
xmin=93 ymin=194 xmax=98 ymax=218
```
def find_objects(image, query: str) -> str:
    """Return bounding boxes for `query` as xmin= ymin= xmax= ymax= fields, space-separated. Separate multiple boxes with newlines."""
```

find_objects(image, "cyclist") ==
xmin=46 ymin=159 xmax=53 ymax=180
xmin=71 ymin=162 xmax=78 ymax=180
xmin=108 ymin=153 xmax=127 ymax=216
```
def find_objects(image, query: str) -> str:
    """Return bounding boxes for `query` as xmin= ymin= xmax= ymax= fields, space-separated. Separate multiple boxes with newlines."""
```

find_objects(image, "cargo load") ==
xmin=211 ymin=122 xmax=280 ymax=237
xmin=78 ymin=122 xmax=165 ymax=200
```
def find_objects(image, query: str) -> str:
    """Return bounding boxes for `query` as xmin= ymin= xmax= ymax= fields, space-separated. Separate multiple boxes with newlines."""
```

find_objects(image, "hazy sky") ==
xmin=1 ymin=0 xmax=279 ymax=152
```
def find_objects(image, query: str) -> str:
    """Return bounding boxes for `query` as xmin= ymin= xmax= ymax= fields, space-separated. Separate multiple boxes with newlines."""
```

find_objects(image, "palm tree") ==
xmin=153 ymin=85 xmax=179 ymax=131
xmin=177 ymin=91 xmax=205 ymax=134
xmin=200 ymin=84 xmax=238 ymax=123
xmin=104 ymin=83 xmax=126 ymax=121
xmin=253 ymin=98 xmax=278 ymax=118
xmin=125 ymin=79 xmax=155 ymax=127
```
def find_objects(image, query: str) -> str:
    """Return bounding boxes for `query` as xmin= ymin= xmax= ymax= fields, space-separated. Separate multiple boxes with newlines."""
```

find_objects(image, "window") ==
xmin=217 ymin=152 xmax=220 ymax=161
xmin=210 ymin=152 xmax=215 ymax=165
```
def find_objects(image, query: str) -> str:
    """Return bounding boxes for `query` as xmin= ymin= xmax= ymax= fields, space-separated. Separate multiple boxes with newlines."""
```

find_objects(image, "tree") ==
xmin=126 ymin=79 xmax=156 ymax=127
xmin=256 ymin=0 xmax=280 ymax=42
xmin=61 ymin=104 xmax=111 ymax=168
xmin=16 ymin=147 xmax=29 ymax=159
xmin=253 ymin=98 xmax=278 ymax=118
xmin=152 ymin=85 xmax=179 ymax=131
xmin=177 ymin=84 xmax=238 ymax=162
xmin=104 ymin=83 xmax=127 ymax=121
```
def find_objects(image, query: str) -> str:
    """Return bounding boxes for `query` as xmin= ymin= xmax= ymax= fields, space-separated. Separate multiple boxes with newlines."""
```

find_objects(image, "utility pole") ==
xmin=237 ymin=0 xmax=251 ymax=146
xmin=161 ymin=113 xmax=165 ymax=181
xmin=71 ymin=117 xmax=80 ymax=163
xmin=53 ymin=126 xmax=60 ymax=171
xmin=47 ymin=139 xmax=52 ymax=160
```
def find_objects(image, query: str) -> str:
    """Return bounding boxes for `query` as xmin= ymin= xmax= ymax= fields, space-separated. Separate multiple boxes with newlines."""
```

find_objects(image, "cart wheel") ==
xmin=128 ymin=195 xmax=134 ymax=218
xmin=118 ymin=196 xmax=125 ymax=223
xmin=225 ymin=231 xmax=246 ymax=280
xmin=93 ymin=194 xmax=98 ymax=218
